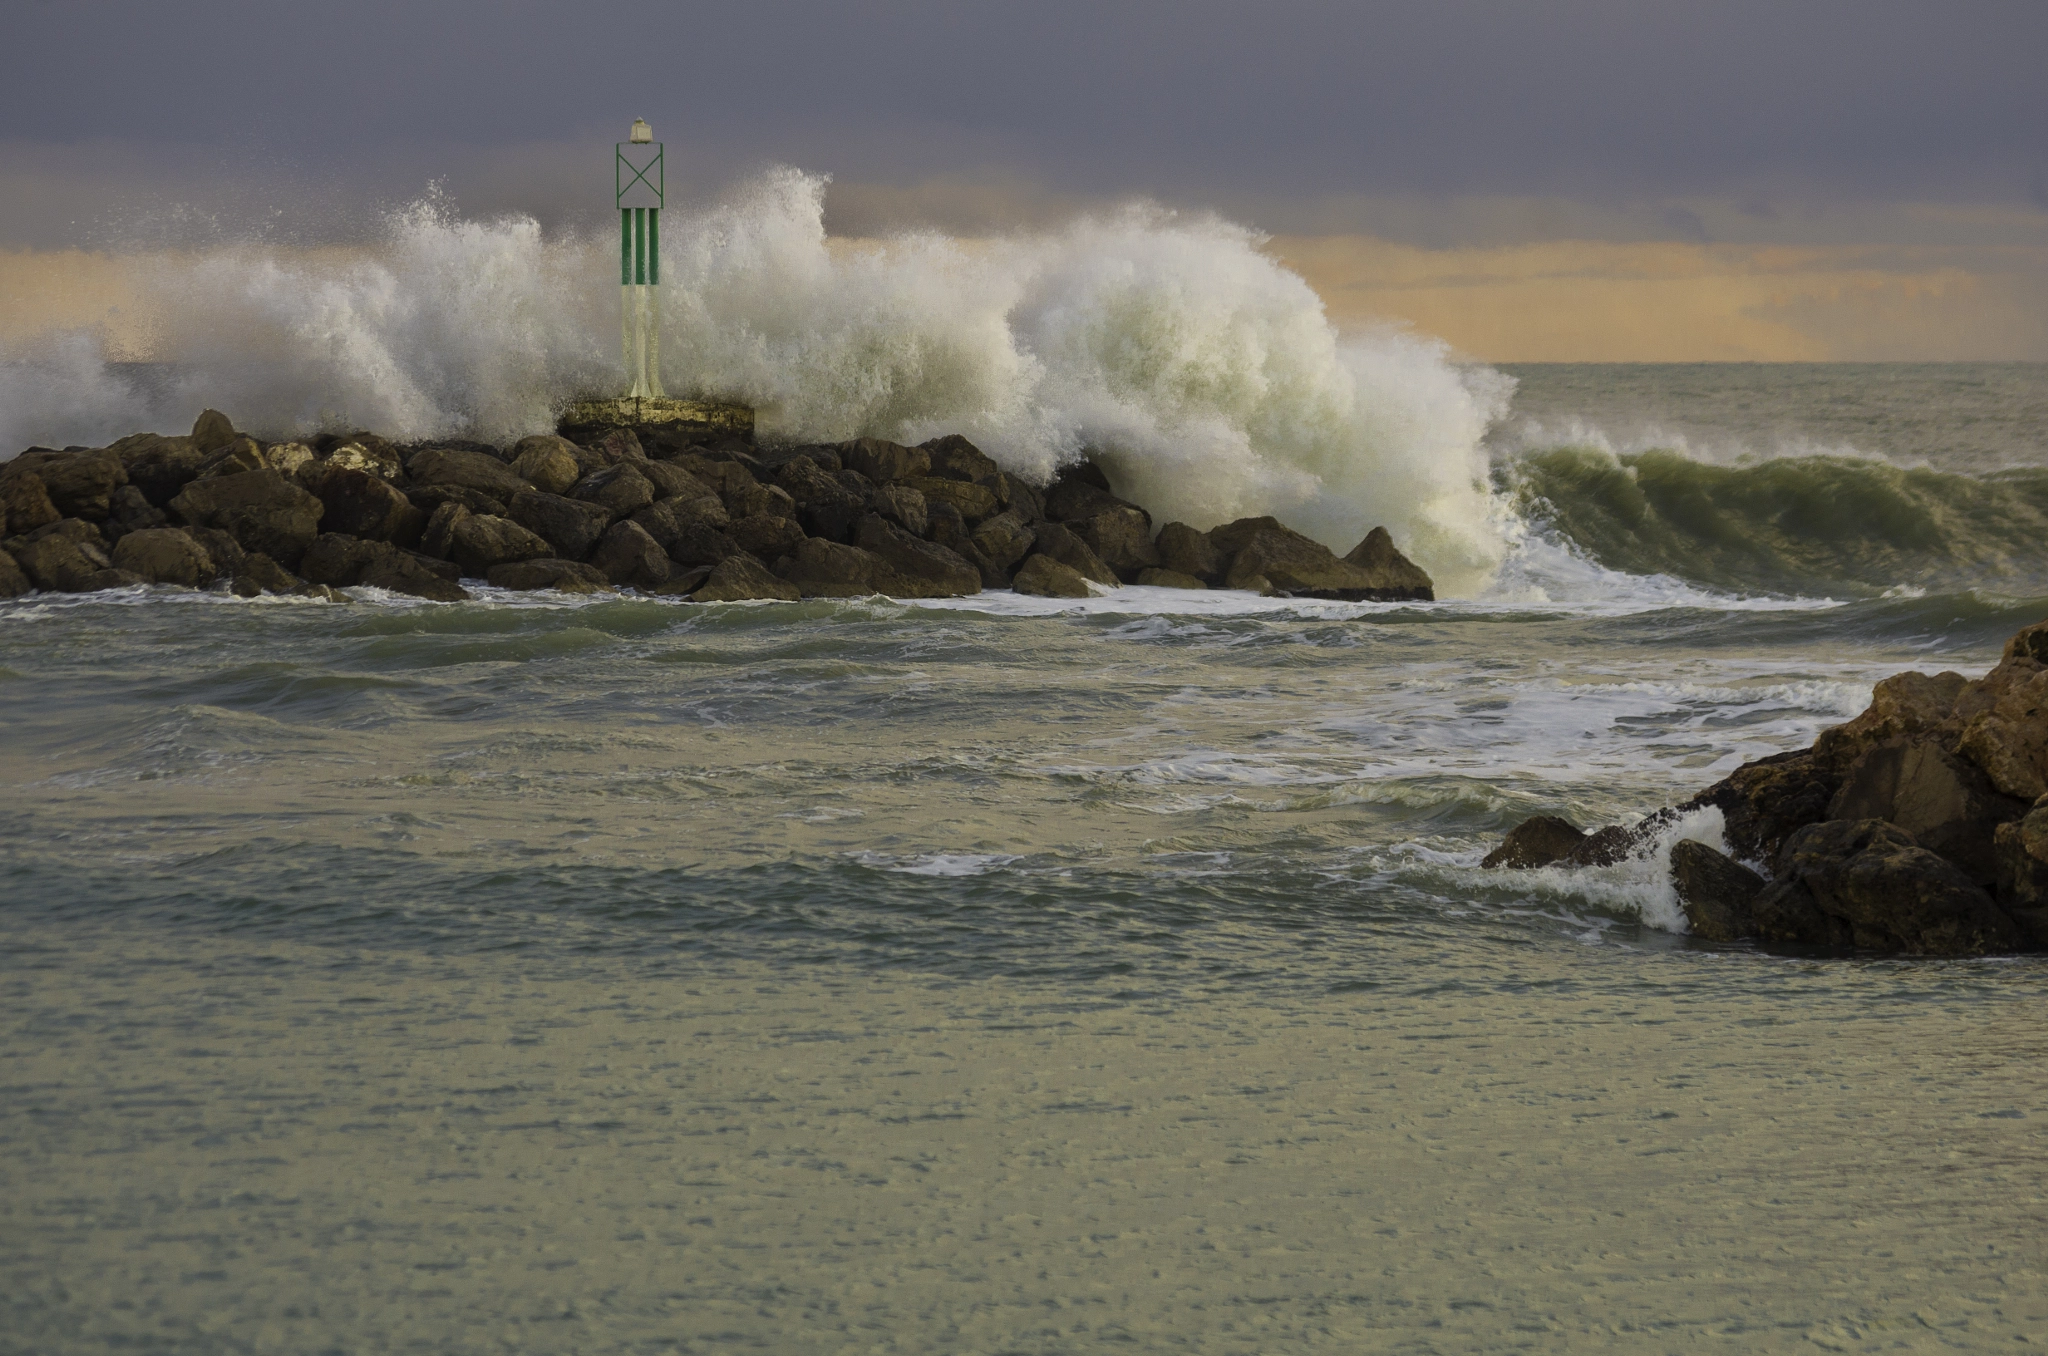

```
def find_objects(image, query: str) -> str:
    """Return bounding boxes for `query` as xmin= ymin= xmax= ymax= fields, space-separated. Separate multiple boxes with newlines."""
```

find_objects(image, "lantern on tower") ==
xmin=616 ymin=119 xmax=666 ymax=398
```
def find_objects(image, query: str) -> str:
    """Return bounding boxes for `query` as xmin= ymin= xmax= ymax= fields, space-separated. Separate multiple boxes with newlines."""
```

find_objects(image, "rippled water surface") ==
xmin=4 ymin=581 xmax=2046 ymax=1352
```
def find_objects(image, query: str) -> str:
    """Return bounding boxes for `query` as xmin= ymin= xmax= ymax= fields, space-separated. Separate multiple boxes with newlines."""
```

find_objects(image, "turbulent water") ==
xmin=4 ymin=189 xmax=2048 ymax=1351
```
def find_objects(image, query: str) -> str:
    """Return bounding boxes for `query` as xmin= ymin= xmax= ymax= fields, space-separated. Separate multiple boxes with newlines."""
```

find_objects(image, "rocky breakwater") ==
xmin=0 ymin=410 xmax=1436 ymax=608
xmin=1484 ymin=620 xmax=2048 ymax=956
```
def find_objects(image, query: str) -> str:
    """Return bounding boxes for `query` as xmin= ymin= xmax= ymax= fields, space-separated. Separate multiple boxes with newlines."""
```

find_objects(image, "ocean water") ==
xmin=5 ymin=197 xmax=2048 ymax=1350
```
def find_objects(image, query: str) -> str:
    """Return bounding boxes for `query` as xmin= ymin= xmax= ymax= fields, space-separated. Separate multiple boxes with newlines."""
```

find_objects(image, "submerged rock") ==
xmin=486 ymin=559 xmax=609 ymax=594
xmin=692 ymin=554 xmax=801 ymax=602
xmin=1480 ymin=815 xmax=1587 ymax=869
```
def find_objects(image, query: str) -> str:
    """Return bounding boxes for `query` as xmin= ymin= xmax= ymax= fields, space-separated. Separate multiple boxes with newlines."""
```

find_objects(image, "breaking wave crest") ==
xmin=0 ymin=170 xmax=1510 ymax=594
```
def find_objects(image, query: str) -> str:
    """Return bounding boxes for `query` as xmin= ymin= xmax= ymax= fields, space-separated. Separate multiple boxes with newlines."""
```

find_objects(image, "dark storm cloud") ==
xmin=2 ymin=0 xmax=2045 ymax=243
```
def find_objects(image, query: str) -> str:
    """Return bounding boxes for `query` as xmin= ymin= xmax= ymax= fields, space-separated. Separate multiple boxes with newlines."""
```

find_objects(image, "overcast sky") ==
xmin=4 ymin=0 xmax=2046 ymax=248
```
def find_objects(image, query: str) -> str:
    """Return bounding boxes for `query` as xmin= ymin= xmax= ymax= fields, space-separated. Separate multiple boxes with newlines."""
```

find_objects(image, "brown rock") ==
xmin=839 ymin=437 xmax=930 ymax=484
xmin=1155 ymin=522 xmax=1222 ymax=583
xmin=1993 ymin=803 xmax=2048 ymax=947
xmin=869 ymin=483 xmax=929 ymax=538
xmin=665 ymin=521 xmax=748 ymax=569
xmin=1481 ymin=815 xmax=1587 ymax=869
xmin=2005 ymin=621 xmax=2048 ymax=665
xmin=104 ymin=484 xmax=168 ymax=541
xmin=0 ymin=468 xmax=62 ymax=537
xmin=112 ymin=435 xmax=206 ymax=507
xmin=407 ymin=446 xmax=531 ymax=501
xmin=1954 ymin=667 xmax=2048 ymax=802
xmin=572 ymin=463 xmax=657 ymax=520
xmin=487 ymin=559 xmax=610 ymax=594
xmin=1827 ymin=737 xmax=2026 ymax=883
xmin=109 ymin=527 xmax=215 ymax=587
xmin=728 ymin=514 xmax=806 ymax=562
xmin=774 ymin=538 xmax=900 ymax=597
xmin=1012 ymin=553 xmax=1092 ymax=598
xmin=322 ymin=439 xmax=404 ymax=482
xmin=191 ymin=409 xmax=237 ymax=454
xmin=196 ymin=435 xmax=267 ymax=479
xmin=1750 ymin=878 xmax=1852 ymax=947
xmin=1681 ymin=749 xmax=1840 ymax=865
xmin=971 ymin=510 xmax=1036 ymax=571
xmin=419 ymin=501 xmax=468 ymax=560
xmin=1136 ymin=567 xmax=1206 ymax=589
xmin=510 ymin=489 xmax=612 ymax=559
xmin=447 ymin=514 xmax=553 ymax=578
xmin=775 ymin=456 xmax=867 ymax=542
xmin=509 ymin=436 xmax=583 ymax=495
xmin=630 ymin=495 xmax=730 ymax=555
xmin=1774 ymin=818 xmax=2018 ymax=955
xmin=918 ymin=434 xmax=1002 ymax=483
xmin=8 ymin=521 xmax=113 ymax=592
xmin=590 ymin=520 xmax=672 ymax=588
xmin=297 ymin=461 xmax=422 ymax=543
xmin=1028 ymin=522 xmax=1118 ymax=586
xmin=1342 ymin=527 xmax=1436 ymax=600
xmin=407 ymin=484 xmax=508 ymax=519
xmin=233 ymin=552 xmax=301 ymax=596
xmin=1811 ymin=670 xmax=1969 ymax=771
xmin=1222 ymin=521 xmax=1411 ymax=601
xmin=169 ymin=469 xmax=325 ymax=569
xmin=853 ymin=513 xmax=981 ymax=597
xmin=1669 ymin=840 xmax=1765 ymax=941
xmin=1071 ymin=506 xmax=1161 ymax=582
xmin=724 ymin=479 xmax=797 ymax=522
xmin=692 ymin=554 xmax=801 ymax=602
xmin=640 ymin=459 xmax=714 ymax=502
xmin=0 ymin=551 xmax=29 ymax=597
xmin=34 ymin=450 xmax=128 ymax=520
xmin=301 ymin=533 xmax=466 ymax=601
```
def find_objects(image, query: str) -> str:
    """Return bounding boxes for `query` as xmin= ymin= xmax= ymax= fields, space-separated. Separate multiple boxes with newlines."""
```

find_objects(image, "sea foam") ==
xmin=1 ymin=169 xmax=1511 ymax=594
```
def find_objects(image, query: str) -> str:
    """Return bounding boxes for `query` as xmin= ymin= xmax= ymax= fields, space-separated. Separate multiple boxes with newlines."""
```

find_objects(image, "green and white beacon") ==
xmin=617 ymin=118 xmax=666 ymax=399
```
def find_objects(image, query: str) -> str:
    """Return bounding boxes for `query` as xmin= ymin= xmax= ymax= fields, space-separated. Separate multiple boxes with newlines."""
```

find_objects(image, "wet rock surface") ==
xmin=1486 ymin=620 xmax=2048 ymax=956
xmin=3 ymin=413 xmax=1440 ymax=628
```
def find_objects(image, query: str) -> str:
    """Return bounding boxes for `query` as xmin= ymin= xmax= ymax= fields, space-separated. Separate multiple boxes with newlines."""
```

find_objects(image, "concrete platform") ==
xmin=557 ymin=396 xmax=754 ymax=446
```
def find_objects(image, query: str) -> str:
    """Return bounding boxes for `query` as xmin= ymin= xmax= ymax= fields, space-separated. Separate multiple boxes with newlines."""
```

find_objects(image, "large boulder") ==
xmin=0 ymin=467 xmax=62 ymax=537
xmin=572 ymin=463 xmax=656 ymax=520
xmin=297 ymin=461 xmax=422 ymax=543
xmin=692 ymin=554 xmax=801 ymax=602
xmin=1136 ymin=567 xmax=1205 ymax=589
xmin=486 ymin=559 xmax=609 ymax=594
xmin=589 ymin=520 xmax=672 ymax=588
xmin=728 ymin=513 xmax=806 ymax=563
xmin=640 ymin=458 xmax=714 ymax=502
xmin=194 ymin=435 xmax=269 ymax=480
xmin=508 ymin=435 xmax=583 ymax=495
xmin=665 ymin=521 xmax=749 ymax=569
xmin=724 ymin=479 xmax=798 ymax=522
xmin=1155 ymin=522 xmax=1222 ymax=583
xmin=110 ymin=434 xmax=207 ymax=507
xmin=300 ymin=533 xmax=468 ymax=601
xmin=103 ymin=485 xmax=169 ymax=541
xmin=1670 ymin=840 xmax=1766 ymax=942
xmin=1028 ymin=522 xmax=1118 ymax=586
xmin=407 ymin=484 xmax=507 ymax=519
xmin=321 ymin=438 xmax=405 ymax=482
xmin=34 ymin=450 xmax=127 ymax=520
xmin=868 ymin=483 xmax=929 ymax=538
xmin=1811 ymin=670 xmax=1970 ymax=771
xmin=406 ymin=446 xmax=530 ymax=501
xmin=169 ymin=469 xmax=325 ymax=569
xmin=1681 ymin=749 xmax=1840 ymax=864
xmin=971 ymin=510 xmax=1036 ymax=572
xmin=190 ymin=408 xmax=237 ymax=454
xmin=1827 ymin=737 xmax=2026 ymax=883
xmin=1954 ymin=665 xmax=2048 ymax=802
xmin=1480 ymin=815 xmax=1587 ymax=868
xmin=839 ymin=437 xmax=929 ymax=485
xmin=774 ymin=538 xmax=902 ymax=598
xmin=109 ymin=527 xmax=215 ymax=587
xmin=1773 ymin=819 xmax=2019 ymax=955
xmin=1070 ymin=506 xmax=1161 ymax=582
xmin=1993 ymin=801 xmax=2048 ymax=946
xmin=1220 ymin=520 xmax=1409 ymax=600
xmin=906 ymin=475 xmax=1000 ymax=526
xmin=630 ymin=494 xmax=731 ymax=555
xmin=1342 ymin=527 xmax=1436 ymax=601
xmin=919 ymin=434 xmax=1002 ymax=484
xmin=775 ymin=456 xmax=867 ymax=543
xmin=853 ymin=514 xmax=980 ymax=597
xmin=7 ymin=520 xmax=113 ymax=592
xmin=446 ymin=514 xmax=553 ymax=579
xmin=924 ymin=502 xmax=1008 ymax=588
xmin=510 ymin=489 xmax=613 ymax=559
xmin=0 ymin=551 xmax=28 ymax=597
xmin=1012 ymin=553 xmax=1092 ymax=598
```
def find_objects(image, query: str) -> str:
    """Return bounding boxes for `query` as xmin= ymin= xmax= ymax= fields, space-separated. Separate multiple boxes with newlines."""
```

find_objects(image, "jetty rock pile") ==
xmin=1487 ymin=619 xmax=2048 ymax=956
xmin=0 ymin=409 xmax=1435 ymax=606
